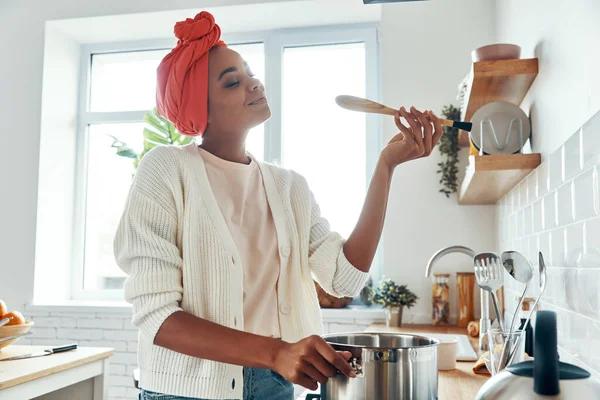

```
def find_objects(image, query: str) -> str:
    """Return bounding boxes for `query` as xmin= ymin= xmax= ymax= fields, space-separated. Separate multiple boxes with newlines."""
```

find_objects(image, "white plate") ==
xmin=469 ymin=101 xmax=531 ymax=154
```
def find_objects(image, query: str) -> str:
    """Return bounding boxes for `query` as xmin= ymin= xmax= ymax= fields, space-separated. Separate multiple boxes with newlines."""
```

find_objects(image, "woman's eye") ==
xmin=225 ymin=81 xmax=239 ymax=88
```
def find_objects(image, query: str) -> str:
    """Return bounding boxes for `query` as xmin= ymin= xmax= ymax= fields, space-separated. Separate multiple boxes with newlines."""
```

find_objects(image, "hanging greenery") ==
xmin=437 ymin=105 xmax=461 ymax=197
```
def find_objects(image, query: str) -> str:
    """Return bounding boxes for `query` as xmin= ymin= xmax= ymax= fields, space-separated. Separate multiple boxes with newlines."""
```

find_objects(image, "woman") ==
xmin=114 ymin=11 xmax=443 ymax=400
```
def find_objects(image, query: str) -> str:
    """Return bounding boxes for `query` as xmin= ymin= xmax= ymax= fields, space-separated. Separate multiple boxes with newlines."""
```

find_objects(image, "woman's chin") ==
xmin=249 ymin=107 xmax=271 ymax=128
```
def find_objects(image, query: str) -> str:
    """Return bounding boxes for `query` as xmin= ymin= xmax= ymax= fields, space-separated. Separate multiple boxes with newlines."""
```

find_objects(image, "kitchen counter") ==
xmin=0 ymin=345 xmax=113 ymax=399
xmin=297 ymin=324 xmax=488 ymax=400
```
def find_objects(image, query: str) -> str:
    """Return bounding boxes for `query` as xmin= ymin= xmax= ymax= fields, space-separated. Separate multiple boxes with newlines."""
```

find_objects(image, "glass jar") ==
xmin=432 ymin=273 xmax=450 ymax=325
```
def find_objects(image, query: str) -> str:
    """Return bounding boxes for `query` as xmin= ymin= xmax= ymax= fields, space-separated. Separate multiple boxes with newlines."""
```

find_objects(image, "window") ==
xmin=74 ymin=25 xmax=380 ymax=300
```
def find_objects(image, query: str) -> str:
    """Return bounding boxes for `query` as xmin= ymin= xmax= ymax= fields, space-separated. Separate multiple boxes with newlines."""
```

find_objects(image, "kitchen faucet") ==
xmin=425 ymin=245 xmax=490 ymax=352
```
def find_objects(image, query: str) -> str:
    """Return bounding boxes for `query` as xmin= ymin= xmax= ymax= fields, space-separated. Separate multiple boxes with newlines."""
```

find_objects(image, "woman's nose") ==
xmin=249 ymin=76 xmax=262 ymax=90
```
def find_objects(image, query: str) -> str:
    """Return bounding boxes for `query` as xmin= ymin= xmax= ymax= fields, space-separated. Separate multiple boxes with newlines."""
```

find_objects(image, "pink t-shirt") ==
xmin=198 ymin=147 xmax=281 ymax=338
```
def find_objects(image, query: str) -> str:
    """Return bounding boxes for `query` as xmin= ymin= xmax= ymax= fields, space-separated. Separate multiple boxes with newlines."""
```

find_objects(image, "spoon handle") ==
xmin=334 ymin=95 xmax=473 ymax=131
xmin=509 ymin=284 xmax=529 ymax=334
xmin=490 ymin=291 xmax=505 ymax=332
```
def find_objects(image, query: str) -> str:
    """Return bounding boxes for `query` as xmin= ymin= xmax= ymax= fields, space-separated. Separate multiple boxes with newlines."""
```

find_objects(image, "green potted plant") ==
xmin=371 ymin=278 xmax=418 ymax=327
xmin=109 ymin=107 xmax=195 ymax=174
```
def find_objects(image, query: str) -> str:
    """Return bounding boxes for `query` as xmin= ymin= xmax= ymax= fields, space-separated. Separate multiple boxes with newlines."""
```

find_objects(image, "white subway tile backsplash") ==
xmin=497 ymin=112 xmax=600 ymax=373
xmin=556 ymin=183 xmax=574 ymax=226
xmin=564 ymin=269 xmax=579 ymax=312
xmin=576 ymin=269 xmax=600 ymax=318
xmin=527 ymin=171 xmax=538 ymax=204
xmin=517 ymin=210 xmax=525 ymax=237
xmin=539 ymin=231 xmax=551 ymax=266
xmin=524 ymin=205 xmax=534 ymax=235
xmin=564 ymin=129 xmax=583 ymax=182
xmin=565 ymin=222 xmax=585 ymax=268
xmin=573 ymin=168 xmax=597 ymax=221
xmin=528 ymin=235 xmax=538 ymax=266
xmin=533 ymin=199 xmax=543 ymax=232
xmin=582 ymin=110 xmax=600 ymax=169
xmin=537 ymin=161 xmax=550 ymax=197
xmin=585 ymin=217 xmax=600 ymax=268
xmin=551 ymin=228 xmax=567 ymax=268
xmin=77 ymin=318 xmax=123 ymax=330
xmin=543 ymin=191 xmax=557 ymax=230
xmin=549 ymin=146 xmax=564 ymax=191
xmin=586 ymin=321 xmax=600 ymax=373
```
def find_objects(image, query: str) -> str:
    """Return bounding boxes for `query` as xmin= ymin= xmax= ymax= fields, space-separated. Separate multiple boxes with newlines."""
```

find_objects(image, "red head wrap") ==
xmin=156 ymin=11 xmax=227 ymax=136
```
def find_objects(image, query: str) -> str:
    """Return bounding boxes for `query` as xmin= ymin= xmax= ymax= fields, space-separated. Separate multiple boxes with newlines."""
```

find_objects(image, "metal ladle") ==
xmin=505 ymin=252 xmax=549 ymax=365
xmin=495 ymin=251 xmax=533 ymax=371
xmin=501 ymin=251 xmax=534 ymax=333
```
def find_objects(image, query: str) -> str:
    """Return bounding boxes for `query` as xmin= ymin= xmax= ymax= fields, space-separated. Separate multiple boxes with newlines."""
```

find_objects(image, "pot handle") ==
xmin=335 ymin=357 xmax=363 ymax=378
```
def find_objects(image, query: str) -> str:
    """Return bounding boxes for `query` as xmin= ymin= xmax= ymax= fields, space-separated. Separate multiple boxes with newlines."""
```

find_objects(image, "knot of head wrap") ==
xmin=156 ymin=11 xmax=227 ymax=137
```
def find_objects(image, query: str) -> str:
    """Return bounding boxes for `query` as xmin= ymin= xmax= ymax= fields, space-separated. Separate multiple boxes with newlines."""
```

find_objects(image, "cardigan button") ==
xmin=280 ymin=304 xmax=291 ymax=315
xmin=281 ymin=245 xmax=290 ymax=257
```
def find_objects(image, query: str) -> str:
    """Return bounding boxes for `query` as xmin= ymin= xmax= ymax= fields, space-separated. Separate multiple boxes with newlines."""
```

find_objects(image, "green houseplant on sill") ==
xmin=109 ymin=108 xmax=195 ymax=174
xmin=371 ymin=278 xmax=418 ymax=327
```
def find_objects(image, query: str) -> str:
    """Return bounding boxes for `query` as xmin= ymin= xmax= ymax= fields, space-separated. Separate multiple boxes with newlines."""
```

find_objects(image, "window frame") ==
xmin=72 ymin=24 xmax=382 ymax=301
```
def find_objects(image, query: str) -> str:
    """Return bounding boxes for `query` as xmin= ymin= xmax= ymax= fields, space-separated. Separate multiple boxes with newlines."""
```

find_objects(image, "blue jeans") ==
xmin=139 ymin=367 xmax=295 ymax=400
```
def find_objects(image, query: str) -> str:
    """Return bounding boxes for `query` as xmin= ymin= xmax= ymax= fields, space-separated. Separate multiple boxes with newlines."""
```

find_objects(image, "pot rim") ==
xmin=322 ymin=331 xmax=441 ymax=350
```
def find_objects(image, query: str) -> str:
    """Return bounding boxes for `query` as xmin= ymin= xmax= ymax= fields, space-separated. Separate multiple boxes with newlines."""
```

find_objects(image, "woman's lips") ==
xmin=249 ymin=96 xmax=267 ymax=105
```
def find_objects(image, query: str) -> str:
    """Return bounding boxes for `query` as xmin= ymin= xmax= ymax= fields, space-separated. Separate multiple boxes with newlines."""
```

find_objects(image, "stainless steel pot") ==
xmin=309 ymin=332 xmax=439 ymax=400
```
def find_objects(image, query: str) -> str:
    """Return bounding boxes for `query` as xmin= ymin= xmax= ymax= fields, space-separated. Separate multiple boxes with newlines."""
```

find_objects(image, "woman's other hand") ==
xmin=272 ymin=335 xmax=355 ymax=390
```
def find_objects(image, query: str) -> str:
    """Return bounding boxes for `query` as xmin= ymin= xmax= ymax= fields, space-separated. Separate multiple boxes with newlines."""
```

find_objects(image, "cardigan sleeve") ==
xmin=307 ymin=190 xmax=370 ymax=298
xmin=113 ymin=147 xmax=184 ymax=343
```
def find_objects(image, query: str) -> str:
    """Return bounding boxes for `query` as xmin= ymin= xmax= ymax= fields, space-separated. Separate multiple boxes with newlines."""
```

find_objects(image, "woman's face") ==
xmin=206 ymin=47 xmax=271 ymax=138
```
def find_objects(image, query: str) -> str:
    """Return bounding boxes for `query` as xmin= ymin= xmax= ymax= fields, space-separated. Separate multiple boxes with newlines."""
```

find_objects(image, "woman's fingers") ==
xmin=394 ymin=111 xmax=413 ymax=138
xmin=427 ymin=110 xmax=444 ymax=146
xmin=412 ymin=106 xmax=432 ymax=156
xmin=315 ymin=340 xmax=356 ymax=378
xmin=302 ymin=361 xmax=329 ymax=385
xmin=296 ymin=372 xmax=319 ymax=391
xmin=400 ymin=107 xmax=424 ymax=156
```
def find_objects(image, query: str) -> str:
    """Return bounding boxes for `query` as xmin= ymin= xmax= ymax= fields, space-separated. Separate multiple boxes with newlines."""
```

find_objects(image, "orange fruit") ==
xmin=3 ymin=311 xmax=25 ymax=326
xmin=0 ymin=300 xmax=7 ymax=317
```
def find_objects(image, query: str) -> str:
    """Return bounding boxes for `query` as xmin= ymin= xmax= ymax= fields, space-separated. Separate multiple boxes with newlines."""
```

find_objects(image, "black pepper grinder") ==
xmin=517 ymin=297 xmax=535 ymax=357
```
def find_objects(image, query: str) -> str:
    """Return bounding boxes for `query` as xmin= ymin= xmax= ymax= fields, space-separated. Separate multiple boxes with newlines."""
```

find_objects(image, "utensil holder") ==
xmin=486 ymin=328 xmax=525 ymax=375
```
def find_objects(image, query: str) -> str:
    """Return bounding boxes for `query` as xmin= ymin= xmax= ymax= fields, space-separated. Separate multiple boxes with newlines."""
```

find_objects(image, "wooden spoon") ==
xmin=335 ymin=95 xmax=472 ymax=132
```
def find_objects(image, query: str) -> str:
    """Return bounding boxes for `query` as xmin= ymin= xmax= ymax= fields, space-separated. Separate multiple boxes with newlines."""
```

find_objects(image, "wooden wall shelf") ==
xmin=458 ymin=58 xmax=539 ymax=148
xmin=459 ymin=153 xmax=541 ymax=205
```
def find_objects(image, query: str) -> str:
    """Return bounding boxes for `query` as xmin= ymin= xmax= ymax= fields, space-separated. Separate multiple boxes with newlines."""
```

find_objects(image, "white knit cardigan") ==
xmin=114 ymin=142 xmax=369 ymax=399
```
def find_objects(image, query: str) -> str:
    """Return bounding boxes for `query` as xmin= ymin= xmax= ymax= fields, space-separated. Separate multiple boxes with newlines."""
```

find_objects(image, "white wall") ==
xmin=496 ymin=0 xmax=600 ymax=156
xmin=380 ymin=0 xmax=497 ymax=324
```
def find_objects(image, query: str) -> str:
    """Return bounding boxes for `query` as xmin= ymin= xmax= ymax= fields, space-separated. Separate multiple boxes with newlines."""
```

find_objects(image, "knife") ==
xmin=0 ymin=343 xmax=78 ymax=361
xmin=0 ymin=331 xmax=33 ymax=344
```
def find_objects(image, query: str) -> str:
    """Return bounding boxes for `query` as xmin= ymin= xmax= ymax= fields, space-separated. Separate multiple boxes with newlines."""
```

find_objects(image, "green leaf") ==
xmin=143 ymin=109 xmax=170 ymax=136
xmin=116 ymin=147 xmax=139 ymax=159
xmin=143 ymin=128 xmax=171 ymax=151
